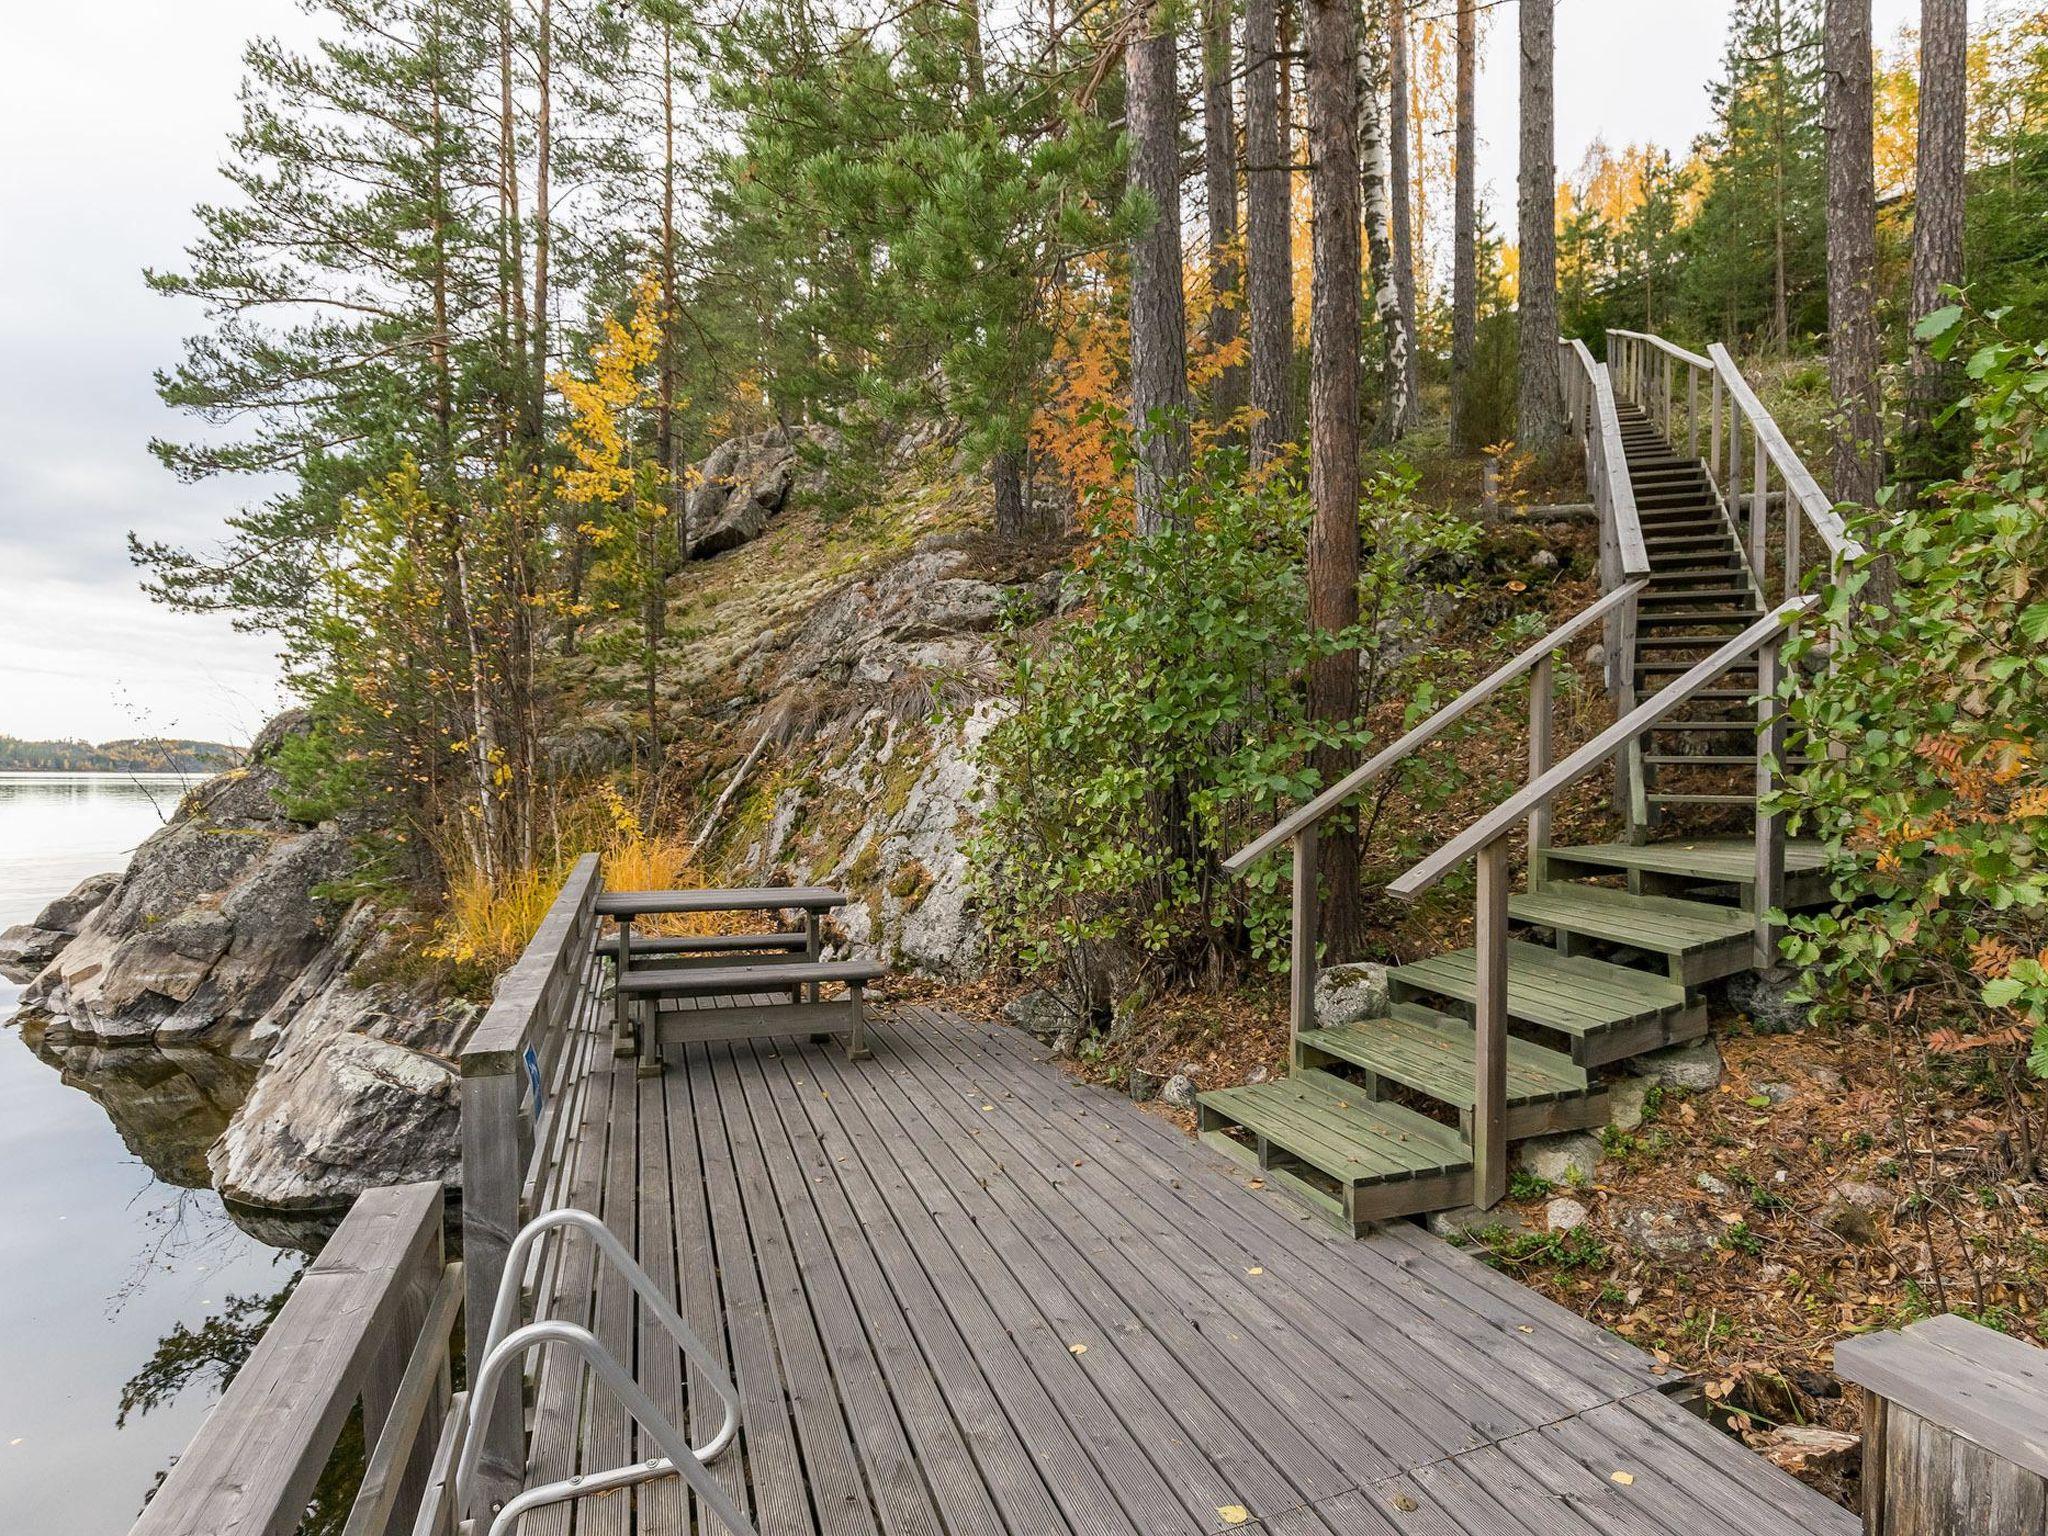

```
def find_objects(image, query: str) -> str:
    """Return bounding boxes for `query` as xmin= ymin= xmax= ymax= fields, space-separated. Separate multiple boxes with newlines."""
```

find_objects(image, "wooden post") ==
xmin=1527 ymin=654 xmax=1553 ymax=888
xmin=1686 ymin=365 xmax=1698 ymax=462
xmin=1837 ymin=1315 xmax=2048 ymax=1536
xmin=1711 ymin=370 xmax=1723 ymax=486
xmin=1729 ymin=399 xmax=1744 ymax=520
xmin=1472 ymin=836 xmax=1510 ymax=1210
xmin=1751 ymin=422 xmax=1768 ymax=583
xmin=1289 ymin=827 xmax=1319 ymax=1071
xmin=1754 ymin=632 xmax=1786 ymax=967
xmin=613 ymin=917 xmax=634 ymax=1057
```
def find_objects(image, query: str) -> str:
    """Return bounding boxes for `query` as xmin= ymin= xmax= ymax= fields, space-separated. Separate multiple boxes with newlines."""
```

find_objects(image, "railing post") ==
xmin=1754 ymin=630 xmax=1787 ymax=967
xmin=1711 ymin=369 xmax=1723 ymax=484
xmin=1662 ymin=352 xmax=1673 ymax=434
xmin=1686 ymin=366 xmax=1698 ymax=463
xmin=1289 ymin=827 xmax=1319 ymax=1071
xmin=1751 ymin=421 xmax=1768 ymax=584
xmin=1472 ymin=836 xmax=1510 ymax=1209
xmin=1728 ymin=398 xmax=1744 ymax=522
xmin=1527 ymin=654 xmax=1553 ymax=888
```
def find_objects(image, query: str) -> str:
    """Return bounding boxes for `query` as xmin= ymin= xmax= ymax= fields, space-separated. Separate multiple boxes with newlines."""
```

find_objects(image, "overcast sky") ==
xmin=0 ymin=0 xmax=1926 ymax=747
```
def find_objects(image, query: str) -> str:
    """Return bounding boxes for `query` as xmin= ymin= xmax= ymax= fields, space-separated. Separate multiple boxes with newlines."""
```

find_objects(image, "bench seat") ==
xmin=617 ymin=959 xmax=885 ymax=996
xmin=616 ymin=959 xmax=886 ymax=1066
xmin=594 ymin=930 xmax=808 ymax=958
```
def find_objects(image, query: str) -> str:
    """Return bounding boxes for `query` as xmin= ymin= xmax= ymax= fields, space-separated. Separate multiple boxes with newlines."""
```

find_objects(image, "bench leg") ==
xmin=844 ymin=983 xmax=869 ymax=1061
xmin=612 ymin=920 xmax=637 ymax=1058
xmin=636 ymin=995 xmax=666 ymax=1077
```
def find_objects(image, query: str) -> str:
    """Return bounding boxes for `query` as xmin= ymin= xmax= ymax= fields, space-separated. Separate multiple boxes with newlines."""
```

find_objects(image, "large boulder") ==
xmin=208 ymin=905 xmax=480 ymax=1210
xmin=25 ymin=719 xmax=353 ymax=1044
xmin=0 ymin=870 xmax=119 ymax=981
xmin=686 ymin=431 xmax=799 ymax=558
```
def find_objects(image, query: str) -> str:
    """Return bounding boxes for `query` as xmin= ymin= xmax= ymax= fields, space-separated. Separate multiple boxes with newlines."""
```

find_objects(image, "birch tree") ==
xmin=1360 ymin=0 xmax=1409 ymax=443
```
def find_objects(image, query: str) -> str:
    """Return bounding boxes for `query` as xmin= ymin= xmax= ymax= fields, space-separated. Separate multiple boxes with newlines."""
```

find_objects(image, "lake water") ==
xmin=0 ymin=774 xmax=304 ymax=1534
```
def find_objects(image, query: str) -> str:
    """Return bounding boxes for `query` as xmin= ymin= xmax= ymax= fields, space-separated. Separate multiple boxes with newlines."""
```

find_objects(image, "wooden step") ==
xmin=1648 ymin=792 xmax=1756 ymax=807
xmin=1299 ymin=1005 xmax=1607 ymax=1139
xmin=1635 ymin=609 xmax=1759 ymax=626
xmin=1196 ymin=1073 xmax=1473 ymax=1232
xmin=1388 ymin=942 xmax=1705 ymax=1068
xmin=1511 ymin=882 xmax=1757 ymax=985
xmin=1542 ymin=837 xmax=1829 ymax=910
xmin=1641 ymin=587 xmax=1759 ymax=604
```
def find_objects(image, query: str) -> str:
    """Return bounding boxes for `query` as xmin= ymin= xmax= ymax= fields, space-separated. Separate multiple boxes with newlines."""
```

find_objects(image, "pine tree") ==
xmin=1126 ymin=0 xmax=1194 ymax=529
xmin=1823 ymin=0 xmax=1882 ymax=507
xmin=1516 ymin=0 xmax=1562 ymax=454
xmin=1448 ymin=0 xmax=1478 ymax=451
xmin=1245 ymin=0 xmax=1294 ymax=465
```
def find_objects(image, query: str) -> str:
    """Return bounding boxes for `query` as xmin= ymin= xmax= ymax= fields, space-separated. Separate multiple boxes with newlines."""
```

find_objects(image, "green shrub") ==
xmin=968 ymin=445 xmax=1476 ymax=987
xmin=1780 ymin=305 xmax=2048 ymax=1079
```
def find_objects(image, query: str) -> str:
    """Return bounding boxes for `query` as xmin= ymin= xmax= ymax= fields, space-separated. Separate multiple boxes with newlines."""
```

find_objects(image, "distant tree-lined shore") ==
xmin=0 ymin=736 xmax=242 ymax=774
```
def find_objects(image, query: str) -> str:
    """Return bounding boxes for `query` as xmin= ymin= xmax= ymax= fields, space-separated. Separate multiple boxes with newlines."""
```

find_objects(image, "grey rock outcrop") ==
xmin=0 ymin=871 xmax=119 ymax=980
xmin=1315 ymin=963 xmax=1391 ymax=1028
xmin=686 ymin=431 xmax=799 ymax=558
xmin=208 ymin=905 xmax=479 ymax=1210
xmin=1515 ymin=1130 xmax=1605 ymax=1186
xmin=26 ymin=724 xmax=352 ymax=1044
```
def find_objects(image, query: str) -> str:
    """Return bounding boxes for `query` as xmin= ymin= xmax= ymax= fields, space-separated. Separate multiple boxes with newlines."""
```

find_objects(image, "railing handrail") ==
xmin=1567 ymin=345 xmax=1650 ymax=579
xmin=1221 ymin=579 xmax=1650 ymax=875
xmin=1388 ymin=594 xmax=1817 ymax=900
xmin=1606 ymin=327 xmax=1713 ymax=372
xmin=1705 ymin=342 xmax=1863 ymax=561
xmin=129 ymin=1182 xmax=452 ymax=1536
xmin=460 ymin=853 xmax=603 ymax=1074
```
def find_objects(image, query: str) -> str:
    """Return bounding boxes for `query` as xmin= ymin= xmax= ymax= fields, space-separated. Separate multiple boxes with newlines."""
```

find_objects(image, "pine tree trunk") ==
xmin=1906 ymin=0 xmax=1968 ymax=473
xmin=1387 ymin=0 xmax=1420 ymax=431
xmin=1127 ymin=1 xmax=1194 ymax=532
xmin=1360 ymin=0 xmax=1406 ymax=444
xmin=498 ymin=0 xmax=529 ymax=443
xmin=1516 ymin=0 xmax=1563 ymax=455
xmin=529 ymin=0 xmax=554 ymax=446
xmin=1306 ymin=0 xmax=1362 ymax=960
xmin=1770 ymin=0 xmax=1792 ymax=356
xmin=1204 ymin=0 xmax=1246 ymax=425
xmin=1823 ymin=0 xmax=1882 ymax=509
xmin=1245 ymin=0 xmax=1294 ymax=466
xmin=1448 ymin=0 xmax=1478 ymax=452
xmin=992 ymin=448 xmax=1031 ymax=539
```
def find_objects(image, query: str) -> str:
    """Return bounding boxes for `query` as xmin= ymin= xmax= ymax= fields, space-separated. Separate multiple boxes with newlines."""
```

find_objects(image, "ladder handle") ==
xmin=484 ymin=1206 xmax=741 ymax=1462
xmin=458 ymin=1320 xmax=756 ymax=1536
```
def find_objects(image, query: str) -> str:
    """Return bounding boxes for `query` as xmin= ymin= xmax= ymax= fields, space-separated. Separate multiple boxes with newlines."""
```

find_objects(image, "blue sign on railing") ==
xmin=524 ymin=1045 xmax=545 ymax=1118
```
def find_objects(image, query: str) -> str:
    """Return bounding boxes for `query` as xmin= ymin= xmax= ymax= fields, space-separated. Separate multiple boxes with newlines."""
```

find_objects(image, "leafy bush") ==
xmin=968 ymin=446 xmax=1476 ymax=994
xmin=1779 ymin=306 xmax=2048 ymax=1080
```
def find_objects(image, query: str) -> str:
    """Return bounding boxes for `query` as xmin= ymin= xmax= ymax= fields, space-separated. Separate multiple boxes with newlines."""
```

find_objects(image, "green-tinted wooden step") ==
xmin=1301 ymin=1003 xmax=1588 ymax=1108
xmin=1196 ymin=1073 xmax=1470 ymax=1185
xmin=1511 ymin=883 xmax=1755 ymax=985
xmin=1547 ymin=837 xmax=1826 ymax=884
xmin=1388 ymin=942 xmax=1703 ymax=1068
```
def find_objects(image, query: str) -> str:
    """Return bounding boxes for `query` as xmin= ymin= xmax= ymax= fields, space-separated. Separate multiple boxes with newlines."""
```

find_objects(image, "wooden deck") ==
xmin=517 ymin=995 xmax=1854 ymax=1536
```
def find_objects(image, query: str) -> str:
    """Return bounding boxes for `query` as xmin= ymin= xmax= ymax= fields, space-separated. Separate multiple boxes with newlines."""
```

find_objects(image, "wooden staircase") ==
xmin=1198 ymin=339 xmax=1856 ymax=1236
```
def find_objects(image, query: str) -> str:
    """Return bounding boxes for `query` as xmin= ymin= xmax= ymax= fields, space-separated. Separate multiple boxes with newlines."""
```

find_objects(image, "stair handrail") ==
xmin=1221 ymin=579 xmax=1648 ymax=878
xmin=1381 ymin=594 xmax=1817 ymax=1209
xmin=1560 ymin=338 xmax=1652 ymax=587
xmin=446 ymin=1205 xmax=753 ymax=1536
xmin=1607 ymin=329 xmax=1864 ymax=616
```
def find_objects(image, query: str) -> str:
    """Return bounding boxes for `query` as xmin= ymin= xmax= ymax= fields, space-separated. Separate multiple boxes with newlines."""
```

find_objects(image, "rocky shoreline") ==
xmin=4 ymin=713 xmax=477 ymax=1213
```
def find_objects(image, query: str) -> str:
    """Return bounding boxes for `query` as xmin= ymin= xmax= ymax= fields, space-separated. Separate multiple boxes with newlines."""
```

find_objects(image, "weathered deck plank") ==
xmin=524 ymin=1001 xmax=1853 ymax=1536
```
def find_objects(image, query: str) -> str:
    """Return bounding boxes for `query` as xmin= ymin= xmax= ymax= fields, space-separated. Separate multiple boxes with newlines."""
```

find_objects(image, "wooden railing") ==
xmin=1609 ymin=328 xmax=1864 ymax=609
xmin=129 ymin=1182 xmax=462 ymax=1536
xmin=1388 ymin=595 xmax=1817 ymax=1205
xmin=1222 ymin=581 xmax=1647 ymax=1062
xmin=455 ymin=851 xmax=605 ymax=1520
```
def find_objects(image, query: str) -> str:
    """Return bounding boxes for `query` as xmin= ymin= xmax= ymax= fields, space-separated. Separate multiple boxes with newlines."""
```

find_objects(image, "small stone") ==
xmin=1630 ymin=1038 xmax=1723 ymax=1092
xmin=1160 ymin=1072 xmax=1198 ymax=1111
xmin=1822 ymin=1178 xmax=1893 ymax=1245
xmin=1725 ymin=967 xmax=1812 ymax=1032
xmin=1608 ymin=1078 xmax=1655 ymax=1133
xmin=1804 ymin=1064 xmax=1844 ymax=1092
xmin=1755 ymin=1081 xmax=1797 ymax=1105
xmin=1695 ymin=1172 xmax=1733 ymax=1198
xmin=1613 ymin=1198 xmax=1716 ymax=1256
xmin=1545 ymin=1197 xmax=1590 ymax=1232
xmin=1427 ymin=1203 xmax=1527 ymax=1240
xmin=1514 ymin=1130 xmax=1604 ymax=1186
xmin=1581 ymin=641 xmax=1606 ymax=673
xmin=1002 ymin=987 xmax=1084 ymax=1041
xmin=1531 ymin=548 xmax=1560 ymax=570
xmin=1128 ymin=1068 xmax=1163 ymax=1104
xmin=1246 ymin=1064 xmax=1271 ymax=1086
xmin=1314 ymin=963 xmax=1390 ymax=1028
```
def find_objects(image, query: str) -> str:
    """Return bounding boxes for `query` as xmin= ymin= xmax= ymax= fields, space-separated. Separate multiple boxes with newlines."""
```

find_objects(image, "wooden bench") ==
xmin=618 ymin=959 xmax=885 ymax=1065
xmin=593 ymin=930 xmax=810 ymax=964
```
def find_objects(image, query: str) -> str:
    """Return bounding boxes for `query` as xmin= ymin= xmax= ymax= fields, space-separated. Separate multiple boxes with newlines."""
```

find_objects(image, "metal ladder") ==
xmin=449 ymin=1206 xmax=757 ymax=1536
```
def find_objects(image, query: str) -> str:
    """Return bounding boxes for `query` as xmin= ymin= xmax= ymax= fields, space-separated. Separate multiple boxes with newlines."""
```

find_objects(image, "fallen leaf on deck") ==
xmin=1610 ymin=1471 xmax=1635 ymax=1486
xmin=1217 ymin=1505 xmax=1250 ymax=1525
